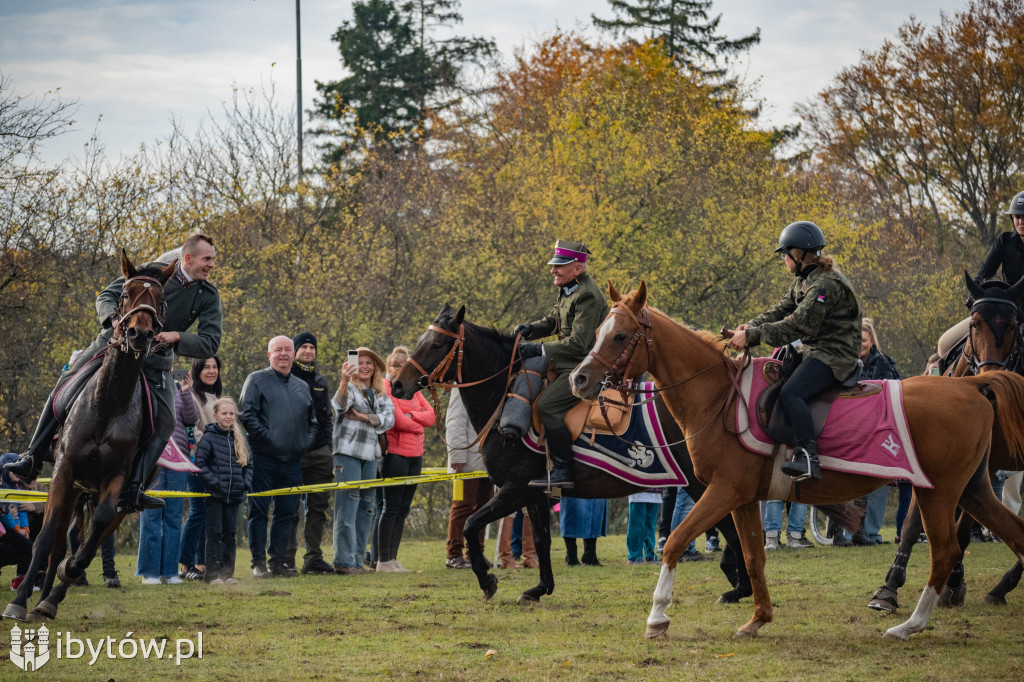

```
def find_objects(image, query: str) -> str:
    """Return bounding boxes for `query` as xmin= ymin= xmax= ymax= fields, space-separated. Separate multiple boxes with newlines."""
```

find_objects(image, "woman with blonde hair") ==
xmin=378 ymin=346 xmax=436 ymax=572
xmin=331 ymin=347 xmax=395 ymax=575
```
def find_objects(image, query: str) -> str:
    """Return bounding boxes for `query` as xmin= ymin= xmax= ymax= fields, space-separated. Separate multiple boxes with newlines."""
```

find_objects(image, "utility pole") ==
xmin=295 ymin=0 xmax=304 ymax=184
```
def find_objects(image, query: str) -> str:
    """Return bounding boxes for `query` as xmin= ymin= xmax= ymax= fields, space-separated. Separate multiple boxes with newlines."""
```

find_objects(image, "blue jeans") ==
xmin=333 ymin=455 xmax=377 ymax=568
xmin=627 ymin=502 xmax=660 ymax=562
xmin=762 ymin=500 xmax=807 ymax=534
xmin=136 ymin=468 xmax=186 ymax=578
xmin=863 ymin=486 xmax=891 ymax=542
xmin=247 ymin=455 xmax=302 ymax=568
xmin=178 ymin=472 xmax=207 ymax=568
xmin=671 ymin=488 xmax=697 ymax=553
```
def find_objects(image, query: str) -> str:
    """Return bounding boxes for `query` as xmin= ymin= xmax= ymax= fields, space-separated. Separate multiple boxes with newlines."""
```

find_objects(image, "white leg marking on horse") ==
xmin=647 ymin=564 xmax=675 ymax=626
xmin=885 ymin=586 xmax=940 ymax=641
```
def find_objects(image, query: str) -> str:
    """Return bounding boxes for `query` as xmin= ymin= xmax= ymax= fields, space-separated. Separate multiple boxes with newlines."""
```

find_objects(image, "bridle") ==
xmin=968 ymin=296 xmax=1020 ymax=372
xmin=112 ymin=275 xmax=167 ymax=358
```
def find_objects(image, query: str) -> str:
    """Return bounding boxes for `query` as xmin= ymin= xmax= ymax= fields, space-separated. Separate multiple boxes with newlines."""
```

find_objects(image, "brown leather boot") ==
xmin=521 ymin=517 xmax=538 ymax=568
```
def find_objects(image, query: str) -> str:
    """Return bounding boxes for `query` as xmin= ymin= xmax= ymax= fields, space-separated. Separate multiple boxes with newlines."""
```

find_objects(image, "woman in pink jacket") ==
xmin=377 ymin=346 xmax=436 ymax=572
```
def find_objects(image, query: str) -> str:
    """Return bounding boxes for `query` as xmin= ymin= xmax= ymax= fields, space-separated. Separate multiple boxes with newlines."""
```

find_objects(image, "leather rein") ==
xmin=406 ymin=323 xmax=523 ymax=450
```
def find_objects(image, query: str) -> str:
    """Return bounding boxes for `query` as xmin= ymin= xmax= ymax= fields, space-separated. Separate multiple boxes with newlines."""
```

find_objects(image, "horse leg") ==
xmin=938 ymin=510 xmax=974 ymax=607
xmin=30 ymin=500 xmax=76 ymax=621
xmin=518 ymin=493 xmax=554 ymax=603
xmin=464 ymin=484 xmax=528 ymax=600
xmin=58 ymin=484 xmax=120 ymax=584
xmin=883 ymin=488 xmax=966 ymax=640
xmin=985 ymin=561 xmax=1024 ymax=605
xmin=714 ymin=516 xmax=753 ymax=604
xmin=868 ymin=498 xmax=923 ymax=612
xmin=646 ymin=489 xmax=749 ymax=638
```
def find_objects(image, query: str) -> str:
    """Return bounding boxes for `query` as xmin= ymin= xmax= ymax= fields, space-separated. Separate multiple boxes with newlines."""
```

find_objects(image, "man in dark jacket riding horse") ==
xmin=5 ymin=233 xmax=223 ymax=513
xmin=515 ymin=239 xmax=609 ymax=490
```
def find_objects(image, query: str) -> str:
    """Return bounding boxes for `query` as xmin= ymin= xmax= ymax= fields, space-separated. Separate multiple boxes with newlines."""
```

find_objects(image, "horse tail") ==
xmin=977 ymin=372 xmax=1024 ymax=466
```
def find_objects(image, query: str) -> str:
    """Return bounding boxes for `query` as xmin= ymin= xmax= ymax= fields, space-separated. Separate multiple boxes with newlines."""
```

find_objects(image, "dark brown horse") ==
xmin=571 ymin=282 xmax=1024 ymax=641
xmin=869 ymin=272 xmax=1024 ymax=611
xmin=3 ymin=251 xmax=174 ymax=623
xmin=391 ymin=304 xmax=753 ymax=604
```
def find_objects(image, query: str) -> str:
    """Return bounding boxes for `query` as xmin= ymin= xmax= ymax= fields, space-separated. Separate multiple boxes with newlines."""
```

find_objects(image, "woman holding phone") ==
xmin=179 ymin=356 xmax=223 ymax=581
xmin=331 ymin=347 xmax=394 ymax=575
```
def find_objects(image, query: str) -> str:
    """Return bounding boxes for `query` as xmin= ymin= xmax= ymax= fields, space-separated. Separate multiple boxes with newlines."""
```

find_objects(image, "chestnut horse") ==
xmin=570 ymin=282 xmax=1024 ymax=641
xmin=869 ymin=272 xmax=1024 ymax=611
xmin=3 ymin=252 xmax=174 ymax=623
xmin=391 ymin=303 xmax=753 ymax=604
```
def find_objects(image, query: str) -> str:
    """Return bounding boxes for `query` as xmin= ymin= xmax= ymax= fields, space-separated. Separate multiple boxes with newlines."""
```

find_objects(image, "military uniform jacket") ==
xmin=745 ymin=265 xmax=862 ymax=381
xmin=528 ymin=271 xmax=610 ymax=373
xmin=95 ymin=263 xmax=223 ymax=372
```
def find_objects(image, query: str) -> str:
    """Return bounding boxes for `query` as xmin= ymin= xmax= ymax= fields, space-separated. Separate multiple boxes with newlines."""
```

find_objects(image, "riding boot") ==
xmin=529 ymin=425 xmax=575 ymax=489
xmin=581 ymin=538 xmax=602 ymax=566
xmin=4 ymin=400 xmax=61 ymax=482
xmin=117 ymin=439 xmax=167 ymax=514
xmin=781 ymin=439 xmax=822 ymax=482
xmin=564 ymin=538 xmax=580 ymax=566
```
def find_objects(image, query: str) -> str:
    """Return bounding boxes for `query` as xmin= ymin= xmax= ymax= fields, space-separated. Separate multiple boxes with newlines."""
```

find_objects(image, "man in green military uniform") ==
xmin=515 ymin=239 xmax=609 ymax=489
xmin=728 ymin=221 xmax=861 ymax=482
xmin=6 ymin=233 xmax=223 ymax=512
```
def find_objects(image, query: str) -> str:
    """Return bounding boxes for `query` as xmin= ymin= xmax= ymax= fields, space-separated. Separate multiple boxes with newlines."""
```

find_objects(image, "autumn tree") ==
xmin=797 ymin=0 xmax=1024 ymax=249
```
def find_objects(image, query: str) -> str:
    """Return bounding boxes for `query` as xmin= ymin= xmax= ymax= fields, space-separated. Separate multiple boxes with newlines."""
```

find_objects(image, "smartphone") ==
xmin=171 ymin=368 xmax=189 ymax=382
xmin=347 ymin=349 xmax=360 ymax=369
xmin=929 ymin=366 xmax=941 ymax=376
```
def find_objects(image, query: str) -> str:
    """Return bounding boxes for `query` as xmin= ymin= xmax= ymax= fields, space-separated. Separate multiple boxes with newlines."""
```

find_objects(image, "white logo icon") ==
xmin=627 ymin=443 xmax=655 ymax=468
xmin=880 ymin=434 xmax=901 ymax=457
xmin=10 ymin=624 xmax=51 ymax=672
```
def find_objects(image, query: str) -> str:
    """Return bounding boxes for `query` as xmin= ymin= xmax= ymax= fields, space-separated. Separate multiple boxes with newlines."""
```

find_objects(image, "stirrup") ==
xmin=781 ymin=450 xmax=820 ymax=482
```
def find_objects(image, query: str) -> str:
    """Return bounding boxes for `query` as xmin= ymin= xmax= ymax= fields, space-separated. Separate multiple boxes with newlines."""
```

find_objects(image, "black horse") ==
xmin=391 ymin=303 xmax=752 ymax=604
xmin=868 ymin=273 xmax=1024 ymax=612
xmin=3 ymin=251 xmax=174 ymax=622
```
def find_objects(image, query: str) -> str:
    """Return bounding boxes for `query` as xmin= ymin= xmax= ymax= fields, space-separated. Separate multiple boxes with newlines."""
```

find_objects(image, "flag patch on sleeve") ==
xmin=815 ymin=293 xmax=827 ymax=303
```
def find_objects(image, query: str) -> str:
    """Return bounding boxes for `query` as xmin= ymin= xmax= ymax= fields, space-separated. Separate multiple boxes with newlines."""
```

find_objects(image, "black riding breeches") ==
xmin=778 ymin=356 xmax=840 ymax=445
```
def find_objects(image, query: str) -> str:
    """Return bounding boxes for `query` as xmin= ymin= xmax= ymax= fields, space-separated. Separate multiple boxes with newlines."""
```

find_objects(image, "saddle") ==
xmin=531 ymin=386 xmax=634 ymax=442
xmin=755 ymin=357 xmax=880 ymax=447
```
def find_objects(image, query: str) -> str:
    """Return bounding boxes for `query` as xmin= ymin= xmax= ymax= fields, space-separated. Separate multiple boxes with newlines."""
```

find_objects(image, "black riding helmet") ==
xmin=775 ymin=221 xmax=826 ymax=255
xmin=1004 ymin=191 xmax=1024 ymax=216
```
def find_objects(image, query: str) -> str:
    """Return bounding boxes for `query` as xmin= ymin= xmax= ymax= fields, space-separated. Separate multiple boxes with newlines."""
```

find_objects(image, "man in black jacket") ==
xmin=239 ymin=335 xmax=318 ymax=578
xmin=286 ymin=331 xmax=335 ymax=575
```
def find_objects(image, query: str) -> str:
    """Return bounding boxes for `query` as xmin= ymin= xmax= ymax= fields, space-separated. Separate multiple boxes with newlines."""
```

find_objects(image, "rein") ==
xmin=407 ymin=324 xmax=524 ymax=450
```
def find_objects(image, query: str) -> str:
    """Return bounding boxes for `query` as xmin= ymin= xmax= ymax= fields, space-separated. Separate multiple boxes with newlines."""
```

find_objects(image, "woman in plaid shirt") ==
xmin=331 ymin=347 xmax=395 ymax=574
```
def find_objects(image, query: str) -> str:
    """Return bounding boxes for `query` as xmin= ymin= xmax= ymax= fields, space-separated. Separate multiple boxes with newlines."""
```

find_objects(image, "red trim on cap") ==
xmin=553 ymin=247 xmax=587 ymax=262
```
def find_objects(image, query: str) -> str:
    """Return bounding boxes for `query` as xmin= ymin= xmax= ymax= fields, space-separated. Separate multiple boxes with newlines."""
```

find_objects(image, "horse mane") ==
xmin=134 ymin=263 xmax=170 ymax=279
xmin=639 ymin=302 xmax=734 ymax=357
xmin=436 ymin=311 xmax=516 ymax=350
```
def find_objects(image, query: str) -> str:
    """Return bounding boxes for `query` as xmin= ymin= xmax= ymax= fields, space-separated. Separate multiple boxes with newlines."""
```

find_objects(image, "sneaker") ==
xmin=627 ymin=559 xmax=646 ymax=565
xmin=209 ymin=578 xmax=224 ymax=585
xmin=764 ymin=530 xmax=780 ymax=551
xmin=103 ymin=574 xmax=122 ymax=589
xmin=786 ymin=531 xmax=813 ymax=549
xmin=445 ymin=557 xmax=471 ymax=569
xmin=252 ymin=564 xmax=272 ymax=579
xmin=225 ymin=578 xmax=238 ymax=584
xmin=165 ymin=576 xmax=184 ymax=585
xmin=301 ymin=558 xmax=334 ymax=575
xmin=333 ymin=565 xmax=367 ymax=575
xmin=376 ymin=560 xmax=411 ymax=573
xmin=680 ymin=549 xmax=711 ymax=562
xmin=185 ymin=567 xmax=205 ymax=581
xmin=269 ymin=563 xmax=298 ymax=578
xmin=656 ymin=536 xmax=667 ymax=556
xmin=141 ymin=577 xmax=163 ymax=585
xmin=705 ymin=537 xmax=722 ymax=553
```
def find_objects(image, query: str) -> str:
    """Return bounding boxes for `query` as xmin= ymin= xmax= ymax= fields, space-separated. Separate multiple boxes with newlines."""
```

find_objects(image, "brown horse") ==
xmin=570 ymin=281 xmax=1024 ymax=641
xmin=869 ymin=272 xmax=1024 ymax=611
xmin=3 ymin=251 xmax=174 ymax=623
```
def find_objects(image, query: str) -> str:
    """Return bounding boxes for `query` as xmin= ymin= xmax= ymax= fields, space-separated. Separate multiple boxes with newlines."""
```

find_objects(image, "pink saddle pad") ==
xmin=735 ymin=358 xmax=932 ymax=488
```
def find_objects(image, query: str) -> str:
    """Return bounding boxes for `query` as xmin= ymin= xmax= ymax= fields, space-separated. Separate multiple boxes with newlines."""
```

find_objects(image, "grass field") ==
xmin=1 ymin=531 xmax=1021 ymax=680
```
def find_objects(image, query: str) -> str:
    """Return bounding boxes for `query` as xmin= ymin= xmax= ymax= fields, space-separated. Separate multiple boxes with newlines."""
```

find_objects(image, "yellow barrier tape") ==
xmin=0 ymin=471 xmax=489 ymax=501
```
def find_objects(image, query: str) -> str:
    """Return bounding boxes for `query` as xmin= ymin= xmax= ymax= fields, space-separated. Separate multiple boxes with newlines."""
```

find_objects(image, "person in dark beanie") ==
xmin=286 ymin=331 xmax=335 ymax=575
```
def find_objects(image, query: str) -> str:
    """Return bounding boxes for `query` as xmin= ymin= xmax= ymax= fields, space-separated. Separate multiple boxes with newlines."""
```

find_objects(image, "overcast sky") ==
xmin=0 ymin=0 xmax=960 ymax=165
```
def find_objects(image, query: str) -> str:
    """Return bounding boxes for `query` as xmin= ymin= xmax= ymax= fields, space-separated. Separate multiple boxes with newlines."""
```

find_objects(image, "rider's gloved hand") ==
xmin=518 ymin=342 xmax=543 ymax=360
xmin=513 ymin=323 xmax=533 ymax=339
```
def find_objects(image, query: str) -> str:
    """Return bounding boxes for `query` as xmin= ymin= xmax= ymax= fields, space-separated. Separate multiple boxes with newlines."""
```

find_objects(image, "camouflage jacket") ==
xmin=745 ymin=265 xmax=862 ymax=381
xmin=528 ymin=271 xmax=610 ymax=373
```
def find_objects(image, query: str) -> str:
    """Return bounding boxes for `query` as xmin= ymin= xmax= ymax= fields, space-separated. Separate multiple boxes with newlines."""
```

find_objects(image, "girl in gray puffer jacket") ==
xmin=194 ymin=397 xmax=252 ymax=583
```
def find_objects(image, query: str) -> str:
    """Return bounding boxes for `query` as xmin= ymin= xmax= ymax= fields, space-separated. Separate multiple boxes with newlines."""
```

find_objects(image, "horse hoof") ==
xmin=57 ymin=557 xmax=73 ymax=584
xmin=33 ymin=601 xmax=57 ymax=620
xmin=939 ymin=582 xmax=966 ymax=608
xmin=482 ymin=575 xmax=499 ymax=600
xmin=517 ymin=592 xmax=540 ymax=604
xmin=983 ymin=593 xmax=1007 ymax=606
xmin=25 ymin=611 xmax=47 ymax=624
xmin=734 ymin=629 xmax=756 ymax=639
xmin=882 ymin=628 xmax=909 ymax=642
xmin=644 ymin=621 xmax=670 ymax=639
xmin=717 ymin=589 xmax=746 ymax=604
xmin=868 ymin=587 xmax=898 ymax=612
xmin=2 ymin=604 xmax=27 ymax=621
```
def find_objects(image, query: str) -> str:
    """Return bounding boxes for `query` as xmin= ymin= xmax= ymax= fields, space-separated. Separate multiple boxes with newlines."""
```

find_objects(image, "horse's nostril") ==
xmin=144 ymin=329 xmax=155 ymax=340
xmin=126 ymin=327 xmax=138 ymax=339
xmin=574 ymin=373 xmax=587 ymax=387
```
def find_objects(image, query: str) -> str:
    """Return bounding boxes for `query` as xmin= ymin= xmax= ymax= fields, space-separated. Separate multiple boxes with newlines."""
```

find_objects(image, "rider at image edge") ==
xmin=728 ymin=221 xmax=862 ymax=482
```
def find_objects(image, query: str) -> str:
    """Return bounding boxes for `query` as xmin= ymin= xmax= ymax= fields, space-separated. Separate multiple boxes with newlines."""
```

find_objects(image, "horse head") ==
xmin=392 ymin=302 xmax=466 ymax=399
xmin=964 ymin=271 xmax=1024 ymax=373
xmin=115 ymin=250 xmax=176 ymax=356
xmin=571 ymin=280 xmax=652 ymax=400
